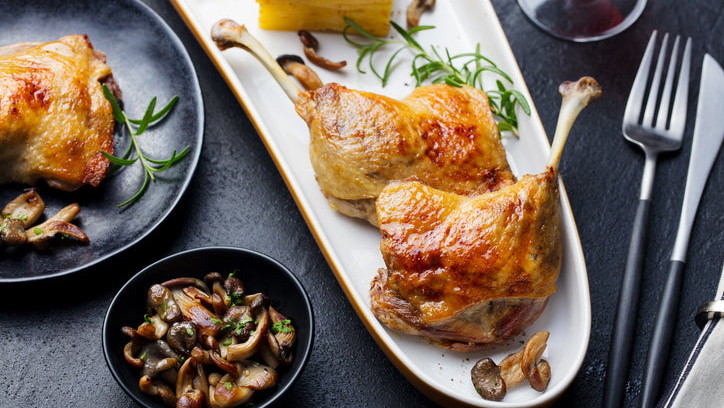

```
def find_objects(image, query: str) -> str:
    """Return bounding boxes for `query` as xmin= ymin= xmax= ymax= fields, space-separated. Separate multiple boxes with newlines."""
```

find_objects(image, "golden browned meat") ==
xmin=371 ymin=170 xmax=560 ymax=350
xmin=370 ymin=77 xmax=602 ymax=351
xmin=0 ymin=35 xmax=116 ymax=191
xmin=211 ymin=20 xmax=515 ymax=225
xmin=296 ymin=83 xmax=514 ymax=225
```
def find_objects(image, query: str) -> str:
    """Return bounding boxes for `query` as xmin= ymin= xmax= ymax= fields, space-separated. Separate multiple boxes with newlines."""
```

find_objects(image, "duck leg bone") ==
xmin=547 ymin=77 xmax=602 ymax=170
xmin=211 ymin=19 xmax=302 ymax=103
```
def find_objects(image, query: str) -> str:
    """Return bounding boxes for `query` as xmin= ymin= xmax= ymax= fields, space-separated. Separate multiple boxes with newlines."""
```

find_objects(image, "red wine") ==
xmin=535 ymin=0 xmax=625 ymax=38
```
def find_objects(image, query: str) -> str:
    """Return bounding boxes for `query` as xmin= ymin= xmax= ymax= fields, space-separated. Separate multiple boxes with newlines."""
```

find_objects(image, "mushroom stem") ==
xmin=226 ymin=307 xmax=269 ymax=362
xmin=407 ymin=0 xmax=436 ymax=29
xmin=547 ymin=77 xmax=602 ymax=170
xmin=1 ymin=189 xmax=45 ymax=228
xmin=25 ymin=203 xmax=88 ymax=249
xmin=211 ymin=19 xmax=301 ymax=103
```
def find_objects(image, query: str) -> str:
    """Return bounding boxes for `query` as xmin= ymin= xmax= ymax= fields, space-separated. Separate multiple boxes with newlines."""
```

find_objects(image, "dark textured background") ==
xmin=1 ymin=0 xmax=722 ymax=407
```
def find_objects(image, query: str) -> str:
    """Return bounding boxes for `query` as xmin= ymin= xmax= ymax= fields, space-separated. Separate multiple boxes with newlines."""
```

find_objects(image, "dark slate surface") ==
xmin=1 ymin=0 xmax=722 ymax=407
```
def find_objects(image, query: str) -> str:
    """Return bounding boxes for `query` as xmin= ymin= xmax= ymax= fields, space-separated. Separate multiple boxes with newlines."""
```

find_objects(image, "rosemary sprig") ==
xmin=101 ymin=85 xmax=190 ymax=207
xmin=343 ymin=18 xmax=531 ymax=136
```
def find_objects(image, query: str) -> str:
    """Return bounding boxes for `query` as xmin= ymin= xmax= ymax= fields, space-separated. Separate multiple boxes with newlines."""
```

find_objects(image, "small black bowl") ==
xmin=102 ymin=247 xmax=314 ymax=407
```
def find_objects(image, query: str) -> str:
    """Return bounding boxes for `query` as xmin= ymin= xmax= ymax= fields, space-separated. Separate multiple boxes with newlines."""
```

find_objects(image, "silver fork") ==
xmin=603 ymin=31 xmax=692 ymax=408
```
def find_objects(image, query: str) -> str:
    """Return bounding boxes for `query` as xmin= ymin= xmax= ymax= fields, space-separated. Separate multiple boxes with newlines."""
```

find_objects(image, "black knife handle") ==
xmin=603 ymin=198 xmax=651 ymax=408
xmin=638 ymin=260 xmax=687 ymax=408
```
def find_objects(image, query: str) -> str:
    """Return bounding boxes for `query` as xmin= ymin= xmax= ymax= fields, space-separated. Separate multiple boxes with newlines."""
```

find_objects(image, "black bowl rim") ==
xmin=102 ymin=246 xmax=315 ymax=408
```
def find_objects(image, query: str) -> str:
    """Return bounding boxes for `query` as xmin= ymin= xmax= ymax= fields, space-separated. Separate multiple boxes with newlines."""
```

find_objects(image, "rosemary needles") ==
xmin=101 ymin=85 xmax=190 ymax=207
xmin=343 ymin=18 xmax=530 ymax=136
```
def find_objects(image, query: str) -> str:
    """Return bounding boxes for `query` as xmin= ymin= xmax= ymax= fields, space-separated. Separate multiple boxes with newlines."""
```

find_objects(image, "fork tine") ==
xmin=623 ymin=31 xmax=658 ymax=126
xmin=668 ymin=38 xmax=692 ymax=137
xmin=642 ymin=33 xmax=669 ymax=127
xmin=654 ymin=36 xmax=680 ymax=130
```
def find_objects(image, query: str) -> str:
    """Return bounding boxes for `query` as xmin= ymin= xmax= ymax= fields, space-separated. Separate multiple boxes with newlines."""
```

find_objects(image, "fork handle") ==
xmin=638 ymin=260 xmax=686 ymax=408
xmin=603 ymin=198 xmax=651 ymax=408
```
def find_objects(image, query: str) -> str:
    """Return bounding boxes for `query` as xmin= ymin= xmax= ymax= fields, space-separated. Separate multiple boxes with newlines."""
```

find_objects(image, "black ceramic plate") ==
xmin=0 ymin=0 xmax=203 ymax=282
xmin=102 ymin=247 xmax=314 ymax=408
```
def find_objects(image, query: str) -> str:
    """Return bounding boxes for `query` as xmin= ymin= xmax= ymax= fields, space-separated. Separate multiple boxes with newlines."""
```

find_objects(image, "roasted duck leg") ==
xmin=211 ymin=20 xmax=514 ymax=225
xmin=371 ymin=78 xmax=602 ymax=351
xmin=0 ymin=35 xmax=117 ymax=191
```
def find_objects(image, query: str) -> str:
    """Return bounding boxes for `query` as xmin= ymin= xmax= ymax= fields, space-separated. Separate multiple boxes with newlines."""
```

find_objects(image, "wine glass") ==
xmin=516 ymin=0 xmax=648 ymax=42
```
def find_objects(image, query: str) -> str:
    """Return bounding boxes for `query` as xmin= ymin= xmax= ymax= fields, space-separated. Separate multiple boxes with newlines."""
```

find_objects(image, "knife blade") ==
xmin=670 ymin=54 xmax=724 ymax=262
xmin=638 ymin=53 xmax=724 ymax=408
xmin=658 ymin=263 xmax=724 ymax=408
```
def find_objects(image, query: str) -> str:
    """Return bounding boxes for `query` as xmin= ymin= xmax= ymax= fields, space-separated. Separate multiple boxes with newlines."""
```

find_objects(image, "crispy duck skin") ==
xmin=371 ymin=77 xmax=602 ymax=350
xmin=0 ymin=35 xmax=116 ymax=191
xmin=372 ymin=171 xmax=560 ymax=350
xmin=211 ymin=20 xmax=514 ymax=226
xmin=297 ymin=82 xmax=515 ymax=225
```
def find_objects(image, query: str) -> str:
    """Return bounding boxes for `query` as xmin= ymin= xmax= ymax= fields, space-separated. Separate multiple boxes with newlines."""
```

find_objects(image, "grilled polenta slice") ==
xmin=257 ymin=0 xmax=393 ymax=36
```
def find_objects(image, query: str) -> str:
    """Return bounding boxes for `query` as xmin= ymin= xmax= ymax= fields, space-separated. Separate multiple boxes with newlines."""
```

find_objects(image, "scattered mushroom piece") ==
xmin=224 ymin=274 xmax=245 ymax=303
xmin=276 ymin=54 xmax=323 ymax=91
xmin=237 ymin=361 xmax=278 ymax=390
xmin=183 ymin=285 xmax=214 ymax=309
xmin=470 ymin=358 xmax=506 ymax=401
xmin=226 ymin=305 xmax=269 ymax=362
xmin=139 ymin=340 xmax=180 ymax=380
xmin=208 ymin=349 xmax=238 ymax=375
xmin=297 ymin=30 xmax=346 ymax=70
xmin=25 ymin=203 xmax=88 ymax=250
xmin=1 ymin=189 xmax=45 ymax=226
xmin=471 ymin=331 xmax=552 ymax=401
xmin=206 ymin=272 xmax=230 ymax=315
xmin=407 ymin=0 xmax=436 ymax=29
xmin=209 ymin=373 xmax=254 ymax=408
xmin=176 ymin=357 xmax=209 ymax=408
xmin=171 ymin=289 xmax=222 ymax=338
xmin=1 ymin=218 xmax=27 ymax=246
xmin=257 ymin=341 xmax=280 ymax=369
xmin=139 ymin=375 xmax=176 ymax=407
xmin=267 ymin=306 xmax=295 ymax=365
xmin=0 ymin=190 xmax=89 ymax=249
xmin=137 ymin=314 xmax=170 ymax=340
xmin=521 ymin=331 xmax=551 ymax=392
xmin=498 ymin=347 xmax=525 ymax=388
xmin=122 ymin=326 xmax=146 ymax=368
xmin=148 ymin=284 xmax=182 ymax=323
xmin=167 ymin=322 xmax=198 ymax=356
xmin=162 ymin=277 xmax=210 ymax=293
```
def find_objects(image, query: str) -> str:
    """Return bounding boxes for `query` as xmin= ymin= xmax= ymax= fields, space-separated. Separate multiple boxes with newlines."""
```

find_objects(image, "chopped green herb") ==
xmin=224 ymin=381 xmax=233 ymax=391
xmin=143 ymin=314 xmax=153 ymax=325
xmin=230 ymin=293 xmax=244 ymax=306
xmin=210 ymin=317 xmax=223 ymax=325
xmin=33 ymin=227 xmax=43 ymax=235
xmin=0 ymin=220 xmax=8 ymax=234
xmin=139 ymin=352 xmax=147 ymax=361
xmin=271 ymin=319 xmax=294 ymax=334
xmin=186 ymin=327 xmax=194 ymax=336
xmin=13 ymin=213 xmax=28 ymax=221
xmin=223 ymin=338 xmax=233 ymax=347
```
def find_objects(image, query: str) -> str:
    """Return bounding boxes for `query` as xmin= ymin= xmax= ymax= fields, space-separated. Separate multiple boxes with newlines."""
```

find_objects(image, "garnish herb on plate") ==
xmin=342 ymin=18 xmax=531 ymax=137
xmin=101 ymin=85 xmax=190 ymax=207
